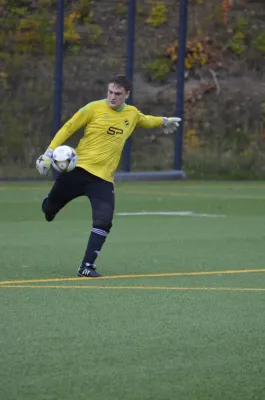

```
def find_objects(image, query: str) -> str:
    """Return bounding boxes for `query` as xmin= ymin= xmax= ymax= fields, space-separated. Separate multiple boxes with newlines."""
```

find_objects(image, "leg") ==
xmin=42 ymin=169 xmax=84 ymax=222
xmin=78 ymin=179 xmax=115 ymax=277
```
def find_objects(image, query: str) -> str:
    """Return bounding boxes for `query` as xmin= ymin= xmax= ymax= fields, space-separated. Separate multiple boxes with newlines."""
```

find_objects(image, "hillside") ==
xmin=0 ymin=0 xmax=265 ymax=178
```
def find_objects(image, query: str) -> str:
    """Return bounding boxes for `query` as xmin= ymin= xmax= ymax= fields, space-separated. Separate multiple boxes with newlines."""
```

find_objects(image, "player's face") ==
xmin=107 ymin=83 xmax=130 ymax=109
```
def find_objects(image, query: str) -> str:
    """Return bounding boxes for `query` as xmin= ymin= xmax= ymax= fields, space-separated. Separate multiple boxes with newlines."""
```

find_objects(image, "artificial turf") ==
xmin=0 ymin=181 xmax=265 ymax=399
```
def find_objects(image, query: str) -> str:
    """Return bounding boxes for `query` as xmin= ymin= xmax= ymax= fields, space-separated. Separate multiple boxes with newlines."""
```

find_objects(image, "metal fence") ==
xmin=1 ymin=0 xmax=264 ymax=179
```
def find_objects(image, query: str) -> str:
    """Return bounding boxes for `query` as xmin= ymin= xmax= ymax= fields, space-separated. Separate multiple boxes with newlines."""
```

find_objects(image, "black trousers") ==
xmin=44 ymin=167 xmax=115 ymax=232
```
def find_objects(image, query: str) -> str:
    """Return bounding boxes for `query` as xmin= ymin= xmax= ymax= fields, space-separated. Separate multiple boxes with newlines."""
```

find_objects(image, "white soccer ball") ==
xmin=52 ymin=145 xmax=77 ymax=173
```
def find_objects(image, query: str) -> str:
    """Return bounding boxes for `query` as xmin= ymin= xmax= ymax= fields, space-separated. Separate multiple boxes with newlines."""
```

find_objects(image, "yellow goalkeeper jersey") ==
xmin=48 ymin=99 xmax=163 ymax=182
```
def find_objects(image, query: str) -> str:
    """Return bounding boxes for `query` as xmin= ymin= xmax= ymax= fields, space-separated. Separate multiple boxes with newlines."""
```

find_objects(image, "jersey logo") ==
xmin=124 ymin=119 xmax=129 ymax=126
xmin=107 ymin=126 xmax=124 ymax=135
xmin=104 ymin=115 xmax=109 ymax=119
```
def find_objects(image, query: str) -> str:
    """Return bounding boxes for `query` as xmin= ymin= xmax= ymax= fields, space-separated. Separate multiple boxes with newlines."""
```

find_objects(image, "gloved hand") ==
xmin=162 ymin=117 xmax=182 ymax=134
xmin=36 ymin=148 xmax=53 ymax=176
xmin=69 ymin=149 xmax=78 ymax=171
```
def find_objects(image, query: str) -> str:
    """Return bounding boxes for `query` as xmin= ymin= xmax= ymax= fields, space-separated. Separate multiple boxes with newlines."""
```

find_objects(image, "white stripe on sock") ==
xmin=92 ymin=228 xmax=107 ymax=237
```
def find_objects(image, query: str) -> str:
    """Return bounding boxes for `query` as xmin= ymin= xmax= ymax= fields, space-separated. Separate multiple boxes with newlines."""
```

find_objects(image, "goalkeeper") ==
xmin=36 ymin=74 xmax=181 ymax=277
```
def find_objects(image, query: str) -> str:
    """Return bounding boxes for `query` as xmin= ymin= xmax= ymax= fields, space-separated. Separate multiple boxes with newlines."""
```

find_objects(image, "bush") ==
xmin=145 ymin=58 xmax=171 ymax=82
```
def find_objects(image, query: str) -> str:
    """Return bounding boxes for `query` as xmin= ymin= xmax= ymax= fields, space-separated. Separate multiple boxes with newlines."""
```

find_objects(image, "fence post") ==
xmin=52 ymin=0 xmax=64 ymax=179
xmin=122 ymin=0 xmax=136 ymax=172
xmin=53 ymin=0 xmax=64 ymax=137
xmin=174 ymin=0 xmax=188 ymax=170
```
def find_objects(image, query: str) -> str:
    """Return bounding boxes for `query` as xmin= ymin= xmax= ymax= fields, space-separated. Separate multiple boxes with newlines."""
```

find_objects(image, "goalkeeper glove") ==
xmin=162 ymin=117 xmax=182 ymax=134
xmin=36 ymin=148 xmax=53 ymax=176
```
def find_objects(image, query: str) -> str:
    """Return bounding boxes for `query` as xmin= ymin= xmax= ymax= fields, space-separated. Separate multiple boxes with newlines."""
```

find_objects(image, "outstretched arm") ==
xmin=136 ymin=111 xmax=163 ymax=129
xmin=136 ymin=110 xmax=181 ymax=134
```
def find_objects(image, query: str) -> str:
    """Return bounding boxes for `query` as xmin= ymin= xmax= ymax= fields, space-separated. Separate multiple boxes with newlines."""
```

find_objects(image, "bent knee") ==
xmin=42 ymin=197 xmax=59 ymax=222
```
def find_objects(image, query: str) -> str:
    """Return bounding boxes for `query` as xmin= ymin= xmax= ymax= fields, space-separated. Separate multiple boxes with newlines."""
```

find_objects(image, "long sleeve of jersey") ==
xmin=136 ymin=111 xmax=163 ymax=129
xmin=48 ymin=106 xmax=93 ymax=150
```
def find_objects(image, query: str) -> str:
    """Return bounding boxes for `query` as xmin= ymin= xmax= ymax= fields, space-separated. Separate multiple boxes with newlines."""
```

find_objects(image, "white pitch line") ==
xmin=116 ymin=211 xmax=226 ymax=218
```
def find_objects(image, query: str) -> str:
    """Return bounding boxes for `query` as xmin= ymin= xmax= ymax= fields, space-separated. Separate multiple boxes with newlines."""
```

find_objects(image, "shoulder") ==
xmin=80 ymin=99 xmax=105 ymax=113
xmin=124 ymin=104 xmax=141 ymax=114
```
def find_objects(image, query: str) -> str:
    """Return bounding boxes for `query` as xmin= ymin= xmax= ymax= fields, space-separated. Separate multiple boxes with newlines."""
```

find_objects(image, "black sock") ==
xmin=82 ymin=228 xmax=108 ymax=266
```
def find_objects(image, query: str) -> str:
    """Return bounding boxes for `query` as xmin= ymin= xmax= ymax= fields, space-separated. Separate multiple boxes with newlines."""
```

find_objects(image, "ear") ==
xmin=125 ymin=91 xmax=130 ymax=100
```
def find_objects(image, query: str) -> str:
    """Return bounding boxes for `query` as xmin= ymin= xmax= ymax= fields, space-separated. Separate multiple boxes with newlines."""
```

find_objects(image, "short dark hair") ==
xmin=108 ymin=74 xmax=131 ymax=93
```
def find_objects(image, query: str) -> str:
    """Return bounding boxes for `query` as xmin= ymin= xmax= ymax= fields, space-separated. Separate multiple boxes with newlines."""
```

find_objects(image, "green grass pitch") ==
xmin=0 ymin=180 xmax=265 ymax=400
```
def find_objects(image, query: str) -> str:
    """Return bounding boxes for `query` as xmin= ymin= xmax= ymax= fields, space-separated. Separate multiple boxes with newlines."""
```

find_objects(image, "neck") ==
xmin=106 ymin=100 xmax=126 ymax=112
